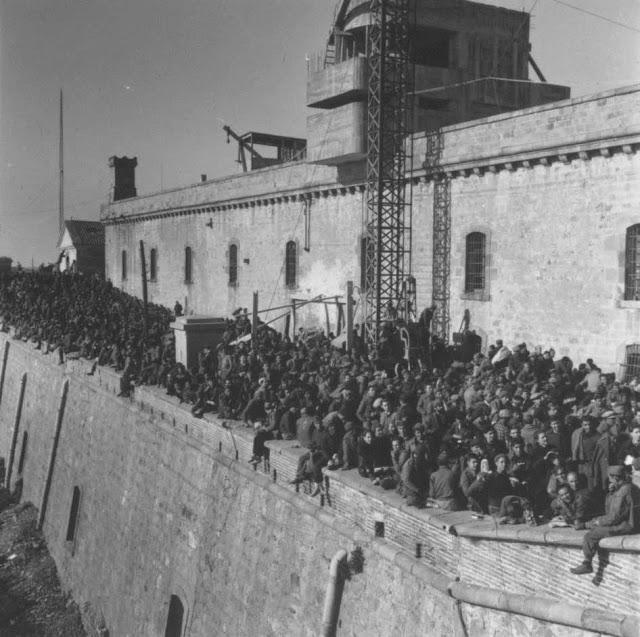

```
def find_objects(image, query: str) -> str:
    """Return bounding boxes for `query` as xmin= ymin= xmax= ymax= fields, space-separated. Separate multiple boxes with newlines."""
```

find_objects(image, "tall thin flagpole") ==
xmin=59 ymin=89 xmax=64 ymax=238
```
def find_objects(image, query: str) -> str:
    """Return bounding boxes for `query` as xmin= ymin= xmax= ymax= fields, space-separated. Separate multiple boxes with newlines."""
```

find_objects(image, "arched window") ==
xmin=149 ymin=248 xmax=157 ymax=282
xmin=121 ymin=250 xmax=127 ymax=280
xmin=625 ymin=225 xmax=640 ymax=300
xmin=164 ymin=595 xmax=184 ymax=637
xmin=66 ymin=486 xmax=81 ymax=542
xmin=17 ymin=431 xmax=28 ymax=475
xmin=229 ymin=244 xmax=238 ymax=286
xmin=184 ymin=247 xmax=193 ymax=284
xmin=464 ymin=232 xmax=486 ymax=292
xmin=285 ymin=241 xmax=297 ymax=288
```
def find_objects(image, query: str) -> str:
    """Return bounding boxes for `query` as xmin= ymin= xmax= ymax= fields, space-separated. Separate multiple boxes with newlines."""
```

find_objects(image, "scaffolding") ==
xmin=425 ymin=129 xmax=451 ymax=341
xmin=363 ymin=0 xmax=412 ymax=346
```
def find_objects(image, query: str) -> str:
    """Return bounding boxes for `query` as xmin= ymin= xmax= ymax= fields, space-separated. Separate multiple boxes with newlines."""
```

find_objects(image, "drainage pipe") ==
xmin=448 ymin=581 xmax=640 ymax=637
xmin=38 ymin=378 xmax=69 ymax=530
xmin=321 ymin=549 xmax=348 ymax=637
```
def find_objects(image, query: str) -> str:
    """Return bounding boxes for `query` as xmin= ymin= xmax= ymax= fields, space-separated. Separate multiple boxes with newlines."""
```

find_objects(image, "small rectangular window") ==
xmin=121 ymin=250 xmax=127 ymax=280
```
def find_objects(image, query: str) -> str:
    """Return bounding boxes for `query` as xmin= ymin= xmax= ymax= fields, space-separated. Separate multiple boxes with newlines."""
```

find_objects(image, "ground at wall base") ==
xmin=0 ymin=493 xmax=86 ymax=637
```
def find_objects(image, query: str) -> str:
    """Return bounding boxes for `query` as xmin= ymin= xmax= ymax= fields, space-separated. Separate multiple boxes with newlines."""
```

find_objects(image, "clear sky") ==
xmin=1 ymin=0 xmax=639 ymax=266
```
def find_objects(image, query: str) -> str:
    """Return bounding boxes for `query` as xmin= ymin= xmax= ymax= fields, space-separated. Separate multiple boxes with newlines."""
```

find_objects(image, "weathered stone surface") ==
xmin=0 ymin=334 xmax=637 ymax=635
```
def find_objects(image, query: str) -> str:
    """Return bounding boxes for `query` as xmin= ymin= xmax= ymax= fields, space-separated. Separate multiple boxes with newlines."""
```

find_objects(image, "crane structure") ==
xmin=362 ymin=0 xmax=413 ymax=347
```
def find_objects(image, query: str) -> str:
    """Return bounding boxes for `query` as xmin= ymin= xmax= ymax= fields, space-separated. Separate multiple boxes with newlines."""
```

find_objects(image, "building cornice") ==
xmin=102 ymin=183 xmax=367 ymax=226
xmin=419 ymin=133 xmax=640 ymax=181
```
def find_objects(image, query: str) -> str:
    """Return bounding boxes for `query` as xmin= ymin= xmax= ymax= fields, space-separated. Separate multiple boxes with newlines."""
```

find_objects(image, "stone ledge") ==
xmin=3 ymin=331 xmax=639 ymax=560
xmin=600 ymin=535 xmax=640 ymax=552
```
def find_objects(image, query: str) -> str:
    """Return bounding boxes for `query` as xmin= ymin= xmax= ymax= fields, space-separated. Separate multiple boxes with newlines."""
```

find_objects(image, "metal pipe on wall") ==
xmin=321 ymin=549 xmax=348 ymax=637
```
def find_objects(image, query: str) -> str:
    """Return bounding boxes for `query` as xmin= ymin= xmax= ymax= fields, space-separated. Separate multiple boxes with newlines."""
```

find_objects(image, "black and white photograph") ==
xmin=0 ymin=0 xmax=639 ymax=635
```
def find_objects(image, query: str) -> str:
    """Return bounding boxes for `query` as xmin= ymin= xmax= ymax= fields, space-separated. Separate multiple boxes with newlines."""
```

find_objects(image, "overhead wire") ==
xmin=550 ymin=0 xmax=640 ymax=35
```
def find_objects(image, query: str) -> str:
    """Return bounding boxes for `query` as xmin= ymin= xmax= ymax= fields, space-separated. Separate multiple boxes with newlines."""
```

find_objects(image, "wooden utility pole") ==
xmin=58 ymin=90 xmax=64 ymax=238
xmin=346 ymin=280 xmax=354 ymax=353
xmin=252 ymin=291 xmax=258 ymax=348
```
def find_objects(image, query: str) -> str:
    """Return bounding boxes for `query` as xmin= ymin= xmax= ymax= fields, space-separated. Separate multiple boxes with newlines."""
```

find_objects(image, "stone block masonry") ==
xmin=0 ymin=333 xmax=638 ymax=635
xmin=102 ymin=83 xmax=640 ymax=372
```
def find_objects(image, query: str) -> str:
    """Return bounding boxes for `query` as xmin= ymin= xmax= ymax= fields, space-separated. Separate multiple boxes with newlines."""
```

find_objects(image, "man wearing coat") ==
xmin=570 ymin=465 xmax=639 ymax=575
xmin=590 ymin=414 xmax=619 ymax=493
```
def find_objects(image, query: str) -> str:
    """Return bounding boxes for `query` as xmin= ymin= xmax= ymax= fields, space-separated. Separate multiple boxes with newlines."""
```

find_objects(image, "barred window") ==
xmin=625 ymin=225 xmax=640 ymax=300
xmin=624 ymin=344 xmax=640 ymax=382
xmin=121 ymin=250 xmax=127 ymax=280
xmin=229 ymin=244 xmax=238 ymax=286
xmin=464 ymin=232 xmax=486 ymax=292
xmin=149 ymin=248 xmax=157 ymax=282
xmin=184 ymin=246 xmax=193 ymax=284
xmin=285 ymin=241 xmax=297 ymax=288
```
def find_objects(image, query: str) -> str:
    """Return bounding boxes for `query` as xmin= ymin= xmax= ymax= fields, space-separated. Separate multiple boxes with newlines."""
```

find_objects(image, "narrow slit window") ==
xmin=66 ymin=486 xmax=81 ymax=542
xmin=149 ymin=248 xmax=157 ymax=282
xmin=17 ymin=431 xmax=28 ymax=475
xmin=229 ymin=244 xmax=238 ymax=286
xmin=121 ymin=250 xmax=127 ymax=280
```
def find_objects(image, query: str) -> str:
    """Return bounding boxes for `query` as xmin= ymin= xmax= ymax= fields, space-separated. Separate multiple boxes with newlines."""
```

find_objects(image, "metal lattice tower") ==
xmin=425 ymin=129 xmax=451 ymax=341
xmin=363 ymin=0 xmax=412 ymax=346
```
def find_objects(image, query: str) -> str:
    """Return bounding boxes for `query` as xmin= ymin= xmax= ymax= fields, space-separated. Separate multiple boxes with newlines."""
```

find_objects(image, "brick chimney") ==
xmin=108 ymin=156 xmax=138 ymax=201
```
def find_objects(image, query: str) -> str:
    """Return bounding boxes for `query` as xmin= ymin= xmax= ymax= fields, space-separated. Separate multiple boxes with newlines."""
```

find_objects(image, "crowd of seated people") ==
xmin=1 ymin=270 xmax=639 ymax=576
xmin=0 ymin=269 xmax=175 ymax=396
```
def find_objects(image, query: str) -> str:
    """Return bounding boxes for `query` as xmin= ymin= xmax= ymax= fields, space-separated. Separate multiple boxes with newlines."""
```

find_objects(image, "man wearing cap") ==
xmin=570 ymin=465 xmax=639 ymax=575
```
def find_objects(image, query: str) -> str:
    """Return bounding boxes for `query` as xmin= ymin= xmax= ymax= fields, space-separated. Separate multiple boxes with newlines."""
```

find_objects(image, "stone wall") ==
xmin=106 ymin=186 xmax=365 ymax=329
xmin=0 ymin=334 xmax=638 ymax=636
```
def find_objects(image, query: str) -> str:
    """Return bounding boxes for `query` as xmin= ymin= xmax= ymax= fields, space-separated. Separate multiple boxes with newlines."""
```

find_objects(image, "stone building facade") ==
xmin=102 ymin=83 xmax=640 ymax=375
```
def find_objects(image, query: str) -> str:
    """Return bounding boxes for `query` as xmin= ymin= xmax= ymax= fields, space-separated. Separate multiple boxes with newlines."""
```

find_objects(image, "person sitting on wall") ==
xmin=570 ymin=465 xmax=640 ymax=575
xmin=428 ymin=452 xmax=460 ymax=511
xmin=357 ymin=429 xmax=376 ymax=478
xmin=460 ymin=454 xmax=484 ymax=512
xmin=401 ymin=445 xmax=429 ymax=508
xmin=565 ymin=471 xmax=598 ymax=529
xmin=290 ymin=441 xmax=326 ymax=497
xmin=550 ymin=484 xmax=580 ymax=527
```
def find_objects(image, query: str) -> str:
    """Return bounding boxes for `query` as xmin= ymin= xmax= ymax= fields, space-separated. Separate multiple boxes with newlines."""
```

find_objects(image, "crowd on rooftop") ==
xmin=1 ymin=269 xmax=638 ymax=576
